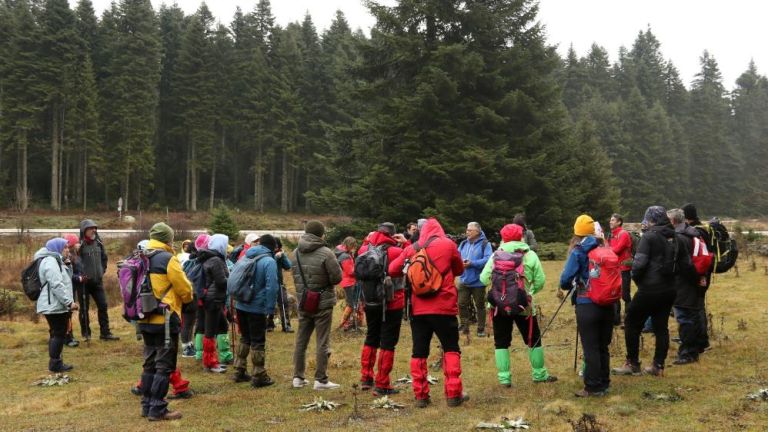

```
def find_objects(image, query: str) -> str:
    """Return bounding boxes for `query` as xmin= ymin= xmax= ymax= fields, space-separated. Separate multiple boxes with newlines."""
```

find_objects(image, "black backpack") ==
xmin=699 ymin=220 xmax=738 ymax=274
xmin=355 ymin=244 xmax=390 ymax=307
xmin=659 ymin=233 xmax=681 ymax=276
xmin=21 ymin=256 xmax=62 ymax=301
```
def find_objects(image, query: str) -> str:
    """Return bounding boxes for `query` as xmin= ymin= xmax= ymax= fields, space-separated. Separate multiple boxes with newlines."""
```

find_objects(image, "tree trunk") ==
xmin=305 ymin=170 xmax=311 ymax=212
xmin=50 ymin=107 xmax=60 ymax=211
xmin=254 ymin=141 xmax=264 ymax=212
xmin=210 ymin=129 xmax=224 ymax=211
xmin=281 ymin=148 xmax=289 ymax=213
xmin=123 ymin=170 xmax=130 ymax=214
xmin=185 ymin=142 xmax=191 ymax=210
xmin=190 ymin=142 xmax=197 ymax=212
xmin=82 ymin=152 xmax=88 ymax=212
xmin=58 ymin=108 xmax=65 ymax=210
xmin=17 ymin=131 xmax=29 ymax=211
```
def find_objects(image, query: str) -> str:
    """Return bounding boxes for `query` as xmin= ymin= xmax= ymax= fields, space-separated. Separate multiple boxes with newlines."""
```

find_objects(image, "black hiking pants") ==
xmin=45 ymin=313 xmax=69 ymax=371
xmin=364 ymin=307 xmax=403 ymax=351
xmin=410 ymin=314 xmax=460 ymax=358
xmin=576 ymin=303 xmax=614 ymax=393
xmin=79 ymin=280 xmax=111 ymax=337
xmin=625 ymin=290 xmax=676 ymax=368
xmin=140 ymin=330 xmax=179 ymax=418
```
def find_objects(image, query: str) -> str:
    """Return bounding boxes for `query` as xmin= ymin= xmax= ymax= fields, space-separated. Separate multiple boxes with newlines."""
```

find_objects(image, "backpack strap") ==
xmin=295 ymin=250 xmax=322 ymax=293
xmin=413 ymin=236 xmax=438 ymax=252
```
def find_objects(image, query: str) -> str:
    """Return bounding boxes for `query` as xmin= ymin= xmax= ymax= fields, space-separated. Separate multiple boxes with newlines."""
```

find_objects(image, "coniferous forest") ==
xmin=1 ymin=0 xmax=767 ymax=239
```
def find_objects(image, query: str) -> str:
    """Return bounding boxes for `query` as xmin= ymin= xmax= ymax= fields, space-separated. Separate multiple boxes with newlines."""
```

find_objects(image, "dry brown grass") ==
xmin=2 ymin=258 xmax=768 ymax=431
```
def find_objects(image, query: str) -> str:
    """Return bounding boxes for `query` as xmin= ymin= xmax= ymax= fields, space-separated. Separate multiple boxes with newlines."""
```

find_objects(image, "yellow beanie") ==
xmin=574 ymin=214 xmax=595 ymax=236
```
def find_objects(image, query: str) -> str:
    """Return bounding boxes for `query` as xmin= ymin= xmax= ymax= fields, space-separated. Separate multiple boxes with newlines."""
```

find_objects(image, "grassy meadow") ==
xmin=2 ymin=253 xmax=768 ymax=432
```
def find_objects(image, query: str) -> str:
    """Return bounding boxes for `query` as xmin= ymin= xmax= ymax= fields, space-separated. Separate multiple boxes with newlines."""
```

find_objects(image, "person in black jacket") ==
xmin=78 ymin=219 xmax=119 ymax=341
xmin=613 ymin=206 xmax=686 ymax=377
xmin=198 ymin=234 xmax=230 ymax=373
xmin=669 ymin=208 xmax=706 ymax=365
xmin=682 ymin=203 xmax=712 ymax=353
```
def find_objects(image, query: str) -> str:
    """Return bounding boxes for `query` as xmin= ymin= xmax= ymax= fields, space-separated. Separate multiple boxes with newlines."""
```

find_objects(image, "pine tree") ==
xmin=209 ymin=205 xmax=240 ymax=241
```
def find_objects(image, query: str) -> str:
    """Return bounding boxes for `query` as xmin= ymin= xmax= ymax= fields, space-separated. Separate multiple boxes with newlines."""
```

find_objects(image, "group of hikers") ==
xmin=26 ymin=202 xmax=734 ymax=421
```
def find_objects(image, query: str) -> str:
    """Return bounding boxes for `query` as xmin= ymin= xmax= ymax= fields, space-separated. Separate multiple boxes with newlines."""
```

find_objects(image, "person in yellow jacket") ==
xmin=138 ymin=223 xmax=193 ymax=421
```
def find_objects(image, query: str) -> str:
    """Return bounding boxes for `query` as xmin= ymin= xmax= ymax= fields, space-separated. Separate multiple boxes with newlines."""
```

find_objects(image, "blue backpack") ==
xmin=227 ymin=253 xmax=270 ymax=303
xmin=183 ymin=257 xmax=206 ymax=298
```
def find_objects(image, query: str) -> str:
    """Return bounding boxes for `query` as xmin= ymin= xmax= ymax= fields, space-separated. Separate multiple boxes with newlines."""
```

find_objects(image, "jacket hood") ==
xmin=580 ymin=235 xmax=599 ymax=252
xmin=245 ymin=244 xmax=271 ymax=258
xmin=197 ymin=248 xmax=222 ymax=262
xmin=336 ymin=244 xmax=350 ymax=253
xmin=147 ymin=239 xmax=173 ymax=253
xmin=297 ymin=233 xmax=325 ymax=253
xmin=650 ymin=224 xmax=676 ymax=238
xmin=207 ymin=234 xmax=229 ymax=258
xmin=674 ymin=223 xmax=700 ymax=237
xmin=417 ymin=218 xmax=446 ymax=243
xmin=34 ymin=247 xmax=61 ymax=260
xmin=366 ymin=231 xmax=398 ymax=247
xmin=499 ymin=240 xmax=530 ymax=252
xmin=79 ymin=219 xmax=98 ymax=239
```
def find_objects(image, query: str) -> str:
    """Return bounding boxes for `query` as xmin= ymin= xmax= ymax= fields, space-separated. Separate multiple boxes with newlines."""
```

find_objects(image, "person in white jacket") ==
xmin=35 ymin=238 xmax=79 ymax=372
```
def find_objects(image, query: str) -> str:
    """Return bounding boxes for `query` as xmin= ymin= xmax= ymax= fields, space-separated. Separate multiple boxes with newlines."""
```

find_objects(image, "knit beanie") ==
xmin=500 ymin=224 xmax=524 ymax=242
xmin=46 ymin=238 xmax=68 ymax=255
xmin=149 ymin=222 xmax=174 ymax=244
xmin=137 ymin=240 xmax=149 ymax=251
xmin=64 ymin=234 xmax=79 ymax=248
xmin=305 ymin=220 xmax=325 ymax=237
xmin=194 ymin=234 xmax=210 ymax=250
xmin=259 ymin=234 xmax=277 ymax=252
xmin=643 ymin=206 xmax=669 ymax=226
xmin=682 ymin=203 xmax=699 ymax=221
xmin=574 ymin=215 xmax=595 ymax=236
xmin=378 ymin=222 xmax=396 ymax=236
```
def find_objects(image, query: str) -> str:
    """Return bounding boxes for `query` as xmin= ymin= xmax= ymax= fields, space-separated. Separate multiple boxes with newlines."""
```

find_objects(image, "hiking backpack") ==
xmin=227 ymin=253 xmax=270 ymax=303
xmin=659 ymin=233 xmax=682 ymax=276
xmin=486 ymin=250 xmax=530 ymax=316
xmin=21 ymin=256 xmax=62 ymax=301
xmin=406 ymin=237 xmax=443 ymax=298
xmin=355 ymin=244 xmax=390 ymax=306
xmin=118 ymin=250 xmax=172 ymax=321
xmin=629 ymin=231 xmax=641 ymax=258
xmin=586 ymin=247 xmax=622 ymax=306
xmin=696 ymin=220 xmax=738 ymax=274
xmin=183 ymin=257 xmax=207 ymax=298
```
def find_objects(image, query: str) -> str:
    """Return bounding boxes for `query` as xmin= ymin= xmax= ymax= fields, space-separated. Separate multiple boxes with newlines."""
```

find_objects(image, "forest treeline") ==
xmin=1 ymin=0 xmax=767 ymax=240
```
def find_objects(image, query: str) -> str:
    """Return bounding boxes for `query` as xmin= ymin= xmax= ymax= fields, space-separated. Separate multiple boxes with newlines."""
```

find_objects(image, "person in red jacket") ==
xmin=357 ymin=223 xmax=405 ymax=396
xmin=336 ymin=236 xmax=361 ymax=331
xmin=389 ymin=218 xmax=468 ymax=408
xmin=609 ymin=214 xmax=633 ymax=326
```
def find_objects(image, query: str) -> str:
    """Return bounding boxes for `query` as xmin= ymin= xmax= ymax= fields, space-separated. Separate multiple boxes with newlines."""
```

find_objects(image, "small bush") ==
xmin=209 ymin=206 xmax=240 ymax=241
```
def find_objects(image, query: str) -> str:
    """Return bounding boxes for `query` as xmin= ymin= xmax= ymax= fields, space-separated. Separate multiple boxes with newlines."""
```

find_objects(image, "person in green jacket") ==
xmin=480 ymin=223 xmax=557 ymax=386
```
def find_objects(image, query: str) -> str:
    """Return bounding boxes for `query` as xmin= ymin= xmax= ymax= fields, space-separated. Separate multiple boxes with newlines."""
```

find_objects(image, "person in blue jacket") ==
xmin=457 ymin=222 xmax=493 ymax=337
xmin=559 ymin=214 xmax=613 ymax=398
xmin=232 ymin=234 xmax=280 ymax=388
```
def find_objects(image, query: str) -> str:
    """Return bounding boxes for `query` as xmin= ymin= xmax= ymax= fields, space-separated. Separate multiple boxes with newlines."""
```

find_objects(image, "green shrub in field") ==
xmin=324 ymin=219 xmax=377 ymax=246
xmin=537 ymin=242 xmax=569 ymax=261
xmin=209 ymin=206 xmax=240 ymax=241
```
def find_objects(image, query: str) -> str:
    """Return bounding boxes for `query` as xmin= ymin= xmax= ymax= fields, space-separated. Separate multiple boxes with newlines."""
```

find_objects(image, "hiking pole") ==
xmin=573 ymin=327 xmax=579 ymax=372
xmin=279 ymin=284 xmax=288 ymax=330
xmin=532 ymin=287 xmax=574 ymax=349
xmin=229 ymin=298 xmax=237 ymax=348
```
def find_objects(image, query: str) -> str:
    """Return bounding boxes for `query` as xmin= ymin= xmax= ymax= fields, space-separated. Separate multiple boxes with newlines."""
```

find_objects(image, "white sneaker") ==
xmin=205 ymin=365 xmax=227 ymax=373
xmin=313 ymin=380 xmax=341 ymax=390
xmin=292 ymin=377 xmax=309 ymax=388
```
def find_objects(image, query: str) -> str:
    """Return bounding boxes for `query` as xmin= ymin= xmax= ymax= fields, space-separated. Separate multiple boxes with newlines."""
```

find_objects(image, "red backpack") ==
xmin=691 ymin=236 xmax=713 ymax=275
xmin=586 ymin=247 xmax=622 ymax=306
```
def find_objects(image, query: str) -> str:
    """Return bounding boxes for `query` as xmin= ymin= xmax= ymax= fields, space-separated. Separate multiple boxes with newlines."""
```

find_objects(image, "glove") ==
xmin=556 ymin=289 xmax=565 ymax=300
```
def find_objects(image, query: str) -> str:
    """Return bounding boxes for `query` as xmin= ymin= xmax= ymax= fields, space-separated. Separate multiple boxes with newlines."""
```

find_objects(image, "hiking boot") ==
xmin=671 ymin=337 xmax=682 ymax=344
xmin=611 ymin=361 xmax=641 ymax=375
xmin=672 ymin=356 xmax=697 ymax=366
xmin=313 ymin=380 xmax=341 ymax=390
xmin=574 ymin=389 xmax=606 ymax=398
xmin=66 ymin=339 xmax=80 ymax=348
xmin=458 ymin=325 xmax=469 ymax=335
xmin=266 ymin=327 xmax=274 ymax=332
xmin=446 ymin=393 xmax=469 ymax=407
xmin=148 ymin=410 xmax=182 ymax=421
xmin=282 ymin=326 xmax=294 ymax=333
xmin=534 ymin=375 xmax=558 ymax=383
xmin=49 ymin=363 xmax=74 ymax=373
xmin=643 ymin=364 xmax=664 ymax=376
xmin=414 ymin=397 xmax=431 ymax=408
xmin=252 ymin=376 xmax=275 ymax=388
xmin=476 ymin=330 xmax=486 ymax=338
xmin=232 ymin=370 xmax=252 ymax=383
xmin=181 ymin=343 xmax=196 ymax=358
xmin=130 ymin=386 xmax=142 ymax=396
xmin=360 ymin=379 xmax=374 ymax=391
xmin=372 ymin=387 xmax=400 ymax=396
xmin=204 ymin=365 xmax=227 ymax=373
xmin=699 ymin=344 xmax=712 ymax=354
xmin=100 ymin=333 xmax=120 ymax=341
xmin=292 ymin=377 xmax=309 ymax=388
xmin=167 ymin=390 xmax=193 ymax=400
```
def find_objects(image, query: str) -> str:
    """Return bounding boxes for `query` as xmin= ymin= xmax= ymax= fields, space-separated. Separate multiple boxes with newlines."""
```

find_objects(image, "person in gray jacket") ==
xmin=291 ymin=220 xmax=343 ymax=390
xmin=513 ymin=214 xmax=538 ymax=252
xmin=36 ymin=238 xmax=80 ymax=372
